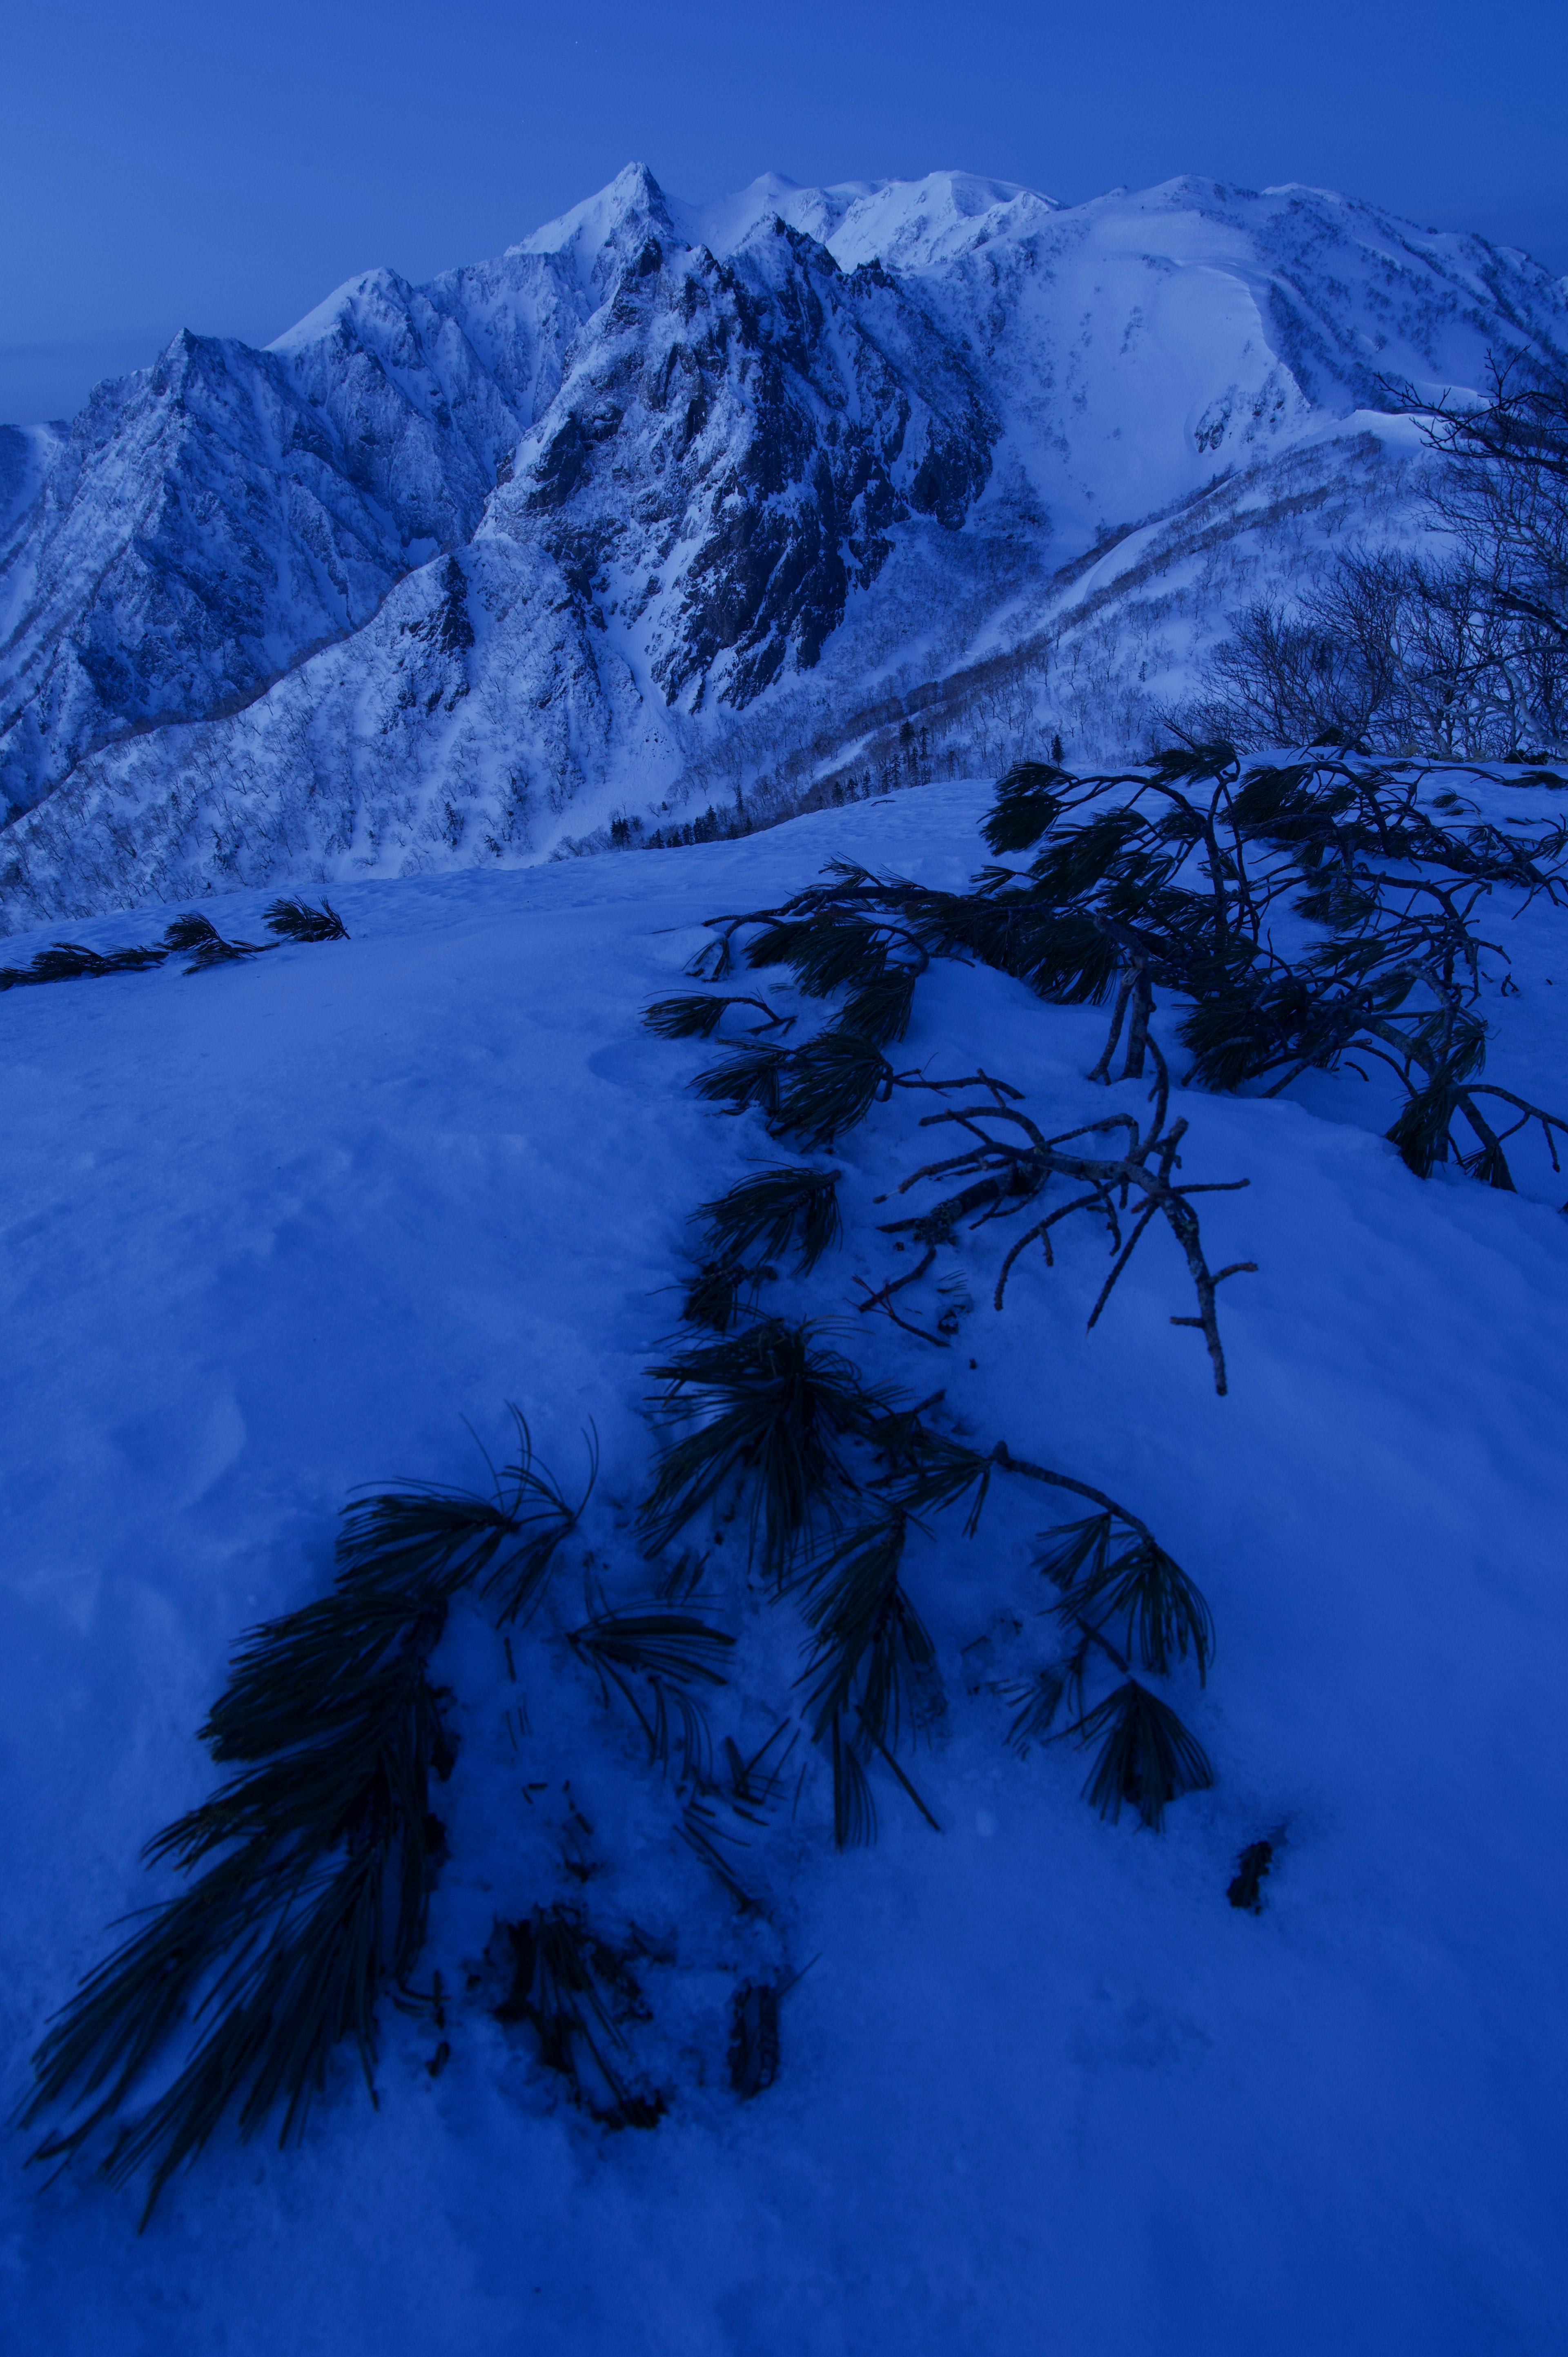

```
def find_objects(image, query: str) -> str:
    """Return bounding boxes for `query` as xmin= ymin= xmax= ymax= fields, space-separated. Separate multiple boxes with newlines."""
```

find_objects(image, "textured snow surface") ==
xmin=1 ymin=782 xmax=1564 ymax=2353
xmin=2 ymin=165 xmax=1567 ymax=926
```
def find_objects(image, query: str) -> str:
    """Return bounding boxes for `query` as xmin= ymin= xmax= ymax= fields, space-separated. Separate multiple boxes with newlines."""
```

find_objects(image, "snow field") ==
xmin=0 ymin=778 xmax=1564 ymax=2353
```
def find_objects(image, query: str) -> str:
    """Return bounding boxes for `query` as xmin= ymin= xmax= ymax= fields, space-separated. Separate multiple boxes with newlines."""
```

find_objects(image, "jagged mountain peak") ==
xmin=513 ymin=159 xmax=681 ymax=283
xmin=2 ymin=161 xmax=1566 ymax=927
xmin=266 ymin=262 xmax=428 ymax=360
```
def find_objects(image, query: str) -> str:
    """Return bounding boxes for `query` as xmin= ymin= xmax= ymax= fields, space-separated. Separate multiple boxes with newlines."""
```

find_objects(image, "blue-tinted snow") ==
xmin=0 ymin=780 xmax=1564 ymax=2352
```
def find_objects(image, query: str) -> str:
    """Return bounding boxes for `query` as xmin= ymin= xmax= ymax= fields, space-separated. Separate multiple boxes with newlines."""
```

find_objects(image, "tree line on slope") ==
xmin=1185 ymin=363 xmax=1568 ymax=760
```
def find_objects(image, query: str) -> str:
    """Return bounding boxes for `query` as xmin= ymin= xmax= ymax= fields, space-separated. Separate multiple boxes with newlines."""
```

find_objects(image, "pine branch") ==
xmin=793 ymin=1512 xmax=939 ymax=1762
xmin=1068 ymin=1680 xmax=1214 ymax=1830
xmin=22 ymin=1585 xmax=453 ymax=2223
xmin=337 ymin=1412 xmax=594 ymax=1623
xmin=680 ymin=1257 xmax=770 ymax=1333
xmin=691 ymin=1041 xmax=793 ymax=1118
xmin=881 ymin=1056 xmax=1254 ymax=1395
xmin=21 ymin=1416 xmax=592 ymax=2214
xmin=264 ymin=899 xmax=349 ymax=943
xmin=567 ymin=1608 xmax=734 ymax=1784
xmin=644 ymin=993 xmax=791 ymax=1039
xmin=161 ymin=914 xmax=275 ymax=973
xmin=1038 ymin=1516 xmax=1214 ymax=1682
xmin=693 ymin=1164 xmax=842 ymax=1274
xmin=0 ymin=940 xmax=170 ymax=988
xmin=1000 ymin=1662 xmax=1077 ymax=1753
xmin=769 ymin=1030 xmax=895 ymax=1148
xmin=640 ymin=1322 xmax=897 ymax=1577
xmin=0 ymin=901 xmax=351 ymax=999
xmin=979 ymin=760 xmax=1069 ymax=854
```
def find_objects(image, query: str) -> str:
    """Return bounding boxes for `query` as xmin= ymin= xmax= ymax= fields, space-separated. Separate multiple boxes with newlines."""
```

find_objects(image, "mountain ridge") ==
xmin=2 ymin=162 xmax=1566 ymax=927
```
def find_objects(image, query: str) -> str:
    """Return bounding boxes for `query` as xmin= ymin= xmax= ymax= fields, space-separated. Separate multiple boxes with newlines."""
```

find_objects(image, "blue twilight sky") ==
xmin=3 ymin=0 xmax=1565 ymax=426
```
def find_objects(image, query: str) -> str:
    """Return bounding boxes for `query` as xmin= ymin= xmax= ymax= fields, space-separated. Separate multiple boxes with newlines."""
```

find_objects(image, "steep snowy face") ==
xmin=763 ymin=170 xmax=1568 ymax=531
xmin=0 ymin=272 xmax=551 ymax=823
xmin=0 ymin=167 xmax=666 ymax=827
xmin=1 ymin=162 xmax=1566 ymax=923
xmin=483 ymin=211 xmax=995 ymax=709
xmin=0 ymin=165 xmax=993 ymax=823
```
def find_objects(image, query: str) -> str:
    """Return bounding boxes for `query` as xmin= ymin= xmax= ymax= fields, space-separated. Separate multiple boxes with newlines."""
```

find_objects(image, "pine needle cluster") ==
xmin=639 ymin=817 xmax=1233 ymax=1848
xmin=567 ymin=1606 xmax=734 ymax=1786
xmin=492 ymin=1909 xmax=666 ymax=2128
xmin=20 ymin=1416 xmax=590 ymax=2217
xmin=973 ymin=747 xmax=1568 ymax=1187
xmin=681 ymin=1165 xmax=843 ymax=1333
xmin=875 ymin=1424 xmax=1216 ymax=1831
xmin=640 ymin=1320 xmax=896 ymax=1578
xmin=0 ymin=899 xmax=349 ymax=994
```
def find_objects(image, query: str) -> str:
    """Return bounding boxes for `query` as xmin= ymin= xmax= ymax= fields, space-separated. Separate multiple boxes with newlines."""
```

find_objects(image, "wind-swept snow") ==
xmin=1 ymin=781 xmax=1564 ymax=2353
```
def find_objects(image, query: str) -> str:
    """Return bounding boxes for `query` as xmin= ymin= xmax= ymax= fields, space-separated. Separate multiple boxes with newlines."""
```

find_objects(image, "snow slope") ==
xmin=1 ymin=780 xmax=1564 ymax=2353
xmin=2 ymin=165 xmax=1566 ymax=927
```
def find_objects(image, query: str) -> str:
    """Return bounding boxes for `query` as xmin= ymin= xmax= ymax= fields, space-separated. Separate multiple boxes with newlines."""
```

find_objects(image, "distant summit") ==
xmin=2 ymin=165 xmax=1566 ymax=925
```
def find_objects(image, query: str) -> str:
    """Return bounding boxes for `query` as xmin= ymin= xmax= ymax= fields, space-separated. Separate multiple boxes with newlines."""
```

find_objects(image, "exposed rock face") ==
xmin=0 ymin=271 xmax=533 ymax=821
xmin=1 ymin=162 xmax=1565 ymax=924
xmin=499 ymin=213 xmax=995 ymax=710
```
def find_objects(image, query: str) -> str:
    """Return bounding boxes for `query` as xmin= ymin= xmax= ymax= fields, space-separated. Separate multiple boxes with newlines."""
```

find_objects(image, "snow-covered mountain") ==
xmin=2 ymin=163 xmax=1566 ymax=926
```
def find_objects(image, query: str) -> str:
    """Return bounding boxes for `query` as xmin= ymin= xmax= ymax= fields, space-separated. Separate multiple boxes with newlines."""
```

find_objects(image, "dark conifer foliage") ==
xmin=646 ymin=812 xmax=1240 ymax=1842
xmin=161 ymin=913 xmax=274 ymax=971
xmin=875 ymin=1417 xmax=1216 ymax=1837
xmin=690 ymin=1028 xmax=899 ymax=1146
xmin=567 ymin=1607 xmax=735 ymax=1784
xmin=969 ymin=745 xmax=1568 ymax=1186
xmin=680 ymin=1256 xmax=765 ymax=1333
xmin=770 ymin=1030 xmax=895 ymax=1147
xmin=264 ymin=898 xmax=350 ymax=943
xmin=693 ymin=1165 xmax=842 ymax=1275
xmin=492 ymin=1910 xmax=665 ymax=2128
xmin=691 ymin=1041 xmax=793 ymax=1119
xmin=0 ymin=900 xmax=350 ymax=995
xmin=684 ymin=746 xmax=1566 ymax=1195
xmin=21 ymin=1577 xmax=456 ymax=2224
xmin=0 ymin=940 xmax=169 ymax=987
xmin=1036 ymin=1513 xmax=1214 ymax=1683
xmin=644 ymin=992 xmax=791 ymax=1039
xmin=20 ymin=1420 xmax=592 ymax=2217
xmin=1071 ymin=1682 xmax=1214 ymax=1830
xmin=640 ymin=1321 xmax=896 ymax=1577
xmin=793 ymin=1510 xmax=941 ymax=1846
xmin=338 ymin=1412 xmax=595 ymax=1623
xmin=981 ymin=761 xmax=1069 ymax=854
xmin=679 ymin=1166 xmax=840 ymax=1330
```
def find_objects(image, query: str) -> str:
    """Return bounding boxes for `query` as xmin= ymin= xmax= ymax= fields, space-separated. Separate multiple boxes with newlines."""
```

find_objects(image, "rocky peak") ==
xmin=487 ymin=208 xmax=996 ymax=709
xmin=1 ymin=163 xmax=1566 ymax=921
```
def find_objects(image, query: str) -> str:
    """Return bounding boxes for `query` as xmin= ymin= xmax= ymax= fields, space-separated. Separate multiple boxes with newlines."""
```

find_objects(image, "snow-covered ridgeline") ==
xmin=2 ymin=164 xmax=1566 ymax=926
